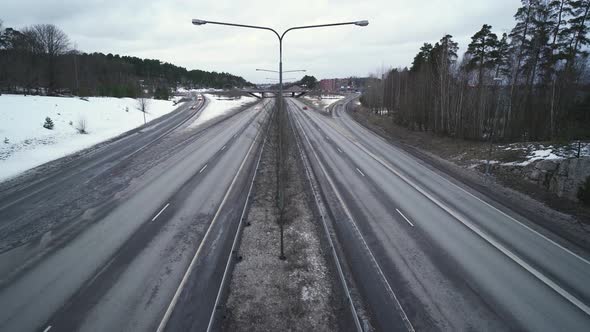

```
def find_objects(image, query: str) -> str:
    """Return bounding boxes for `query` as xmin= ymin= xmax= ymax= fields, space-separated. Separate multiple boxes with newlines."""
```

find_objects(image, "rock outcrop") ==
xmin=527 ymin=157 xmax=590 ymax=201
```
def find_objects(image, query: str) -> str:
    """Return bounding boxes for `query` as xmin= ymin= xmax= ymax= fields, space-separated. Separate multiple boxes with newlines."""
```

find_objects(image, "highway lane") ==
xmin=0 ymin=95 xmax=207 ymax=253
xmin=288 ymin=97 xmax=590 ymax=331
xmin=0 ymin=97 xmax=272 ymax=331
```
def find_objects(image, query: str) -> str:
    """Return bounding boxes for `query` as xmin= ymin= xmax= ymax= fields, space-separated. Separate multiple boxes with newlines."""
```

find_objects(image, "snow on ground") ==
xmin=303 ymin=95 xmax=344 ymax=111
xmin=496 ymin=142 xmax=590 ymax=167
xmin=188 ymin=94 xmax=256 ymax=128
xmin=176 ymin=87 xmax=222 ymax=94
xmin=0 ymin=94 xmax=178 ymax=181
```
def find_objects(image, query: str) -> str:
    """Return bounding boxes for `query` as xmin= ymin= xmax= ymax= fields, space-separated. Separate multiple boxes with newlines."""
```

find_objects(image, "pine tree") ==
xmin=43 ymin=117 xmax=54 ymax=130
xmin=466 ymin=24 xmax=499 ymax=83
xmin=493 ymin=33 xmax=511 ymax=78
xmin=466 ymin=25 xmax=501 ymax=138
xmin=563 ymin=0 xmax=590 ymax=71
xmin=431 ymin=35 xmax=458 ymax=133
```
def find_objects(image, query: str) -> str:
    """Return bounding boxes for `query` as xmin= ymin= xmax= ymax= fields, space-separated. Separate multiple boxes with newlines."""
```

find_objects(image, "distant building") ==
xmin=319 ymin=77 xmax=359 ymax=93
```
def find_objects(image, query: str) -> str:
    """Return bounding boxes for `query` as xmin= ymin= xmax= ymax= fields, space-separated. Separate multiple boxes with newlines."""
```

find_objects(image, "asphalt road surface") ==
xmin=0 ymin=96 xmax=272 ymax=332
xmin=288 ymin=96 xmax=590 ymax=332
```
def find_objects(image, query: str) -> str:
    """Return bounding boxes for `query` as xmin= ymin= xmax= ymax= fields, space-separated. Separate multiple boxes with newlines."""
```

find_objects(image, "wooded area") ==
xmin=362 ymin=0 xmax=590 ymax=141
xmin=0 ymin=21 xmax=253 ymax=98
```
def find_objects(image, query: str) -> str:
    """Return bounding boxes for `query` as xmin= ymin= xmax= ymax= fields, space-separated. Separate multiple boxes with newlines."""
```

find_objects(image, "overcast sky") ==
xmin=2 ymin=0 xmax=521 ymax=83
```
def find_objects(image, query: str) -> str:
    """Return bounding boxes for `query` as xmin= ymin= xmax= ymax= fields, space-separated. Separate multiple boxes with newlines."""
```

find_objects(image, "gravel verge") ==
xmin=221 ymin=112 xmax=351 ymax=331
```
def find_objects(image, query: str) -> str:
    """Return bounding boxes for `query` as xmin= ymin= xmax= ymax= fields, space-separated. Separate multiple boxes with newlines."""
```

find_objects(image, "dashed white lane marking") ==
xmin=156 ymin=113 xmax=266 ymax=332
xmin=43 ymin=326 xmax=52 ymax=332
xmin=291 ymin=107 xmax=415 ymax=332
xmin=345 ymin=133 xmax=590 ymax=316
xmin=151 ymin=203 xmax=170 ymax=222
xmin=396 ymin=208 xmax=414 ymax=227
xmin=356 ymin=167 xmax=365 ymax=177
xmin=221 ymin=145 xmax=226 ymax=151
xmin=199 ymin=164 xmax=208 ymax=174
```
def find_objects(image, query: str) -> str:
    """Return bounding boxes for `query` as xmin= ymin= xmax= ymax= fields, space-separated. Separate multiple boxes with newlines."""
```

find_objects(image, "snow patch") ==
xmin=0 ymin=94 xmax=177 ymax=181
xmin=188 ymin=94 xmax=256 ymax=128
xmin=303 ymin=95 xmax=344 ymax=111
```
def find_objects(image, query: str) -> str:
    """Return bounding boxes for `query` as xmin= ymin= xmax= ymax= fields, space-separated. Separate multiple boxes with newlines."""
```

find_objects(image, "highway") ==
xmin=288 ymin=96 xmax=590 ymax=331
xmin=1 ymin=91 xmax=589 ymax=332
xmin=0 ymin=96 xmax=272 ymax=332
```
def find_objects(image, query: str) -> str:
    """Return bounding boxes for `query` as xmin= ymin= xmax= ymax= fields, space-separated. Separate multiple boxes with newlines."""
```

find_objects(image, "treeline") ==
xmin=0 ymin=21 xmax=253 ymax=98
xmin=362 ymin=0 xmax=590 ymax=141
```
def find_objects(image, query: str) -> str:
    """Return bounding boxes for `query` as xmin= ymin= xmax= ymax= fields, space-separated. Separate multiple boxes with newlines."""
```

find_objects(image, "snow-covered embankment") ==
xmin=0 ymin=94 xmax=178 ymax=181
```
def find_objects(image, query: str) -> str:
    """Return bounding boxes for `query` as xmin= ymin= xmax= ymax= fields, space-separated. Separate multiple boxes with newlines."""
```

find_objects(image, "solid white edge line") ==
xmin=43 ymin=326 xmax=52 ymax=332
xmin=396 ymin=208 xmax=414 ymax=227
xmin=443 ymin=174 xmax=590 ymax=266
xmin=290 ymin=101 xmax=415 ymax=332
xmin=345 ymin=130 xmax=590 ymax=316
xmin=199 ymin=164 xmax=208 ymax=174
xmin=305 ymin=97 xmax=590 ymax=314
xmin=338 ymin=99 xmax=590 ymax=267
xmin=151 ymin=203 xmax=170 ymax=222
xmin=288 ymin=101 xmax=363 ymax=332
xmin=205 ymin=106 xmax=272 ymax=332
xmin=156 ymin=107 xmax=267 ymax=332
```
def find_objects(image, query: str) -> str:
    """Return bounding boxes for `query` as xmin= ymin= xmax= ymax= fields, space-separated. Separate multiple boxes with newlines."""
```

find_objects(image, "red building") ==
xmin=319 ymin=78 xmax=355 ymax=93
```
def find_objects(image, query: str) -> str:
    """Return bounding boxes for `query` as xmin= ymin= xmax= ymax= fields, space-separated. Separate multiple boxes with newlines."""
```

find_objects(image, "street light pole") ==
xmin=192 ymin=19 xmax=368 ymax=260
xmin=486 ymin=77 xmax=504 ymax=178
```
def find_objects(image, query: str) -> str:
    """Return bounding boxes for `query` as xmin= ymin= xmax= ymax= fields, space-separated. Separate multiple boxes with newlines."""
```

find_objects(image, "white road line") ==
xmin=206 ymin=114 xmax=271 ymax=332
xmin=345 ymin=133 xmax=590 ymax=316
xmin=396 ymin=209 xmax=414 ymax=227
xmin=43 ymin=326 xmax=52 ymax=332
xmin=221 ymin=145 xmax=226 ymax=151
xmin=151 ymin=203 xmax=170 ymax=222
xmin=356 ymin=168 xmax=365 ymax=177
xmin=291 ymin=108 xmax=363 ymax=332
xmin=292 ymin=108 xmax=415 ymax=332
xmin=199 ymin=164 xmax=208 ymax=174
xmin=156 ymin=113 xmax=266 ymax=332
xmin=337 ymin=147 xmax=343 ymax=153
xmin=334 ymin=101 xmax=590 ymax=267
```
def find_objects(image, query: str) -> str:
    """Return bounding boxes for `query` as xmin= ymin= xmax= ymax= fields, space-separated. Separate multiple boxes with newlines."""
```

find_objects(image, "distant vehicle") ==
xmin=197 ymin=96 xmax=203 ymax=101
xmin=191 ymin=106 xmax=196 ymax=110
xmin=303 ymin=106 xmax=308 ymax=110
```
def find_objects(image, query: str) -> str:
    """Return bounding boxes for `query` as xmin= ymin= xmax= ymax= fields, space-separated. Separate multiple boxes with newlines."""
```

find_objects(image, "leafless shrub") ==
xmin=136 ymin=97 xmax=150 ymax=124
xmin=76 ymin=117 xmax=87 ymax=134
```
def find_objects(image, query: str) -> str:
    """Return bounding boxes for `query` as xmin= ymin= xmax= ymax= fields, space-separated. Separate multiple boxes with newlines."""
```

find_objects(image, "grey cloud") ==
xmin=1 ymin=0 xmax=521 ymax=82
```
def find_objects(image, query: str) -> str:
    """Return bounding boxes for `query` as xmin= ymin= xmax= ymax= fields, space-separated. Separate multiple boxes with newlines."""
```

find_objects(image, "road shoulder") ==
xmin=348 ymin=103 xmax=590 ymax=256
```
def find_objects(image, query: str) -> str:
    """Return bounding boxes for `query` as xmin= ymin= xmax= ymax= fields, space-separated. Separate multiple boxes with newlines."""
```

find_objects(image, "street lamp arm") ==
xmin=280 ymin=21 xmax=368 ymax=39
xmin=193 ymin=19 xmax=281 ymax=40
xmin=256 ymin=69 xmax=279 ymax=73
xmin=257 ymin=69 xmax=305 ymax=73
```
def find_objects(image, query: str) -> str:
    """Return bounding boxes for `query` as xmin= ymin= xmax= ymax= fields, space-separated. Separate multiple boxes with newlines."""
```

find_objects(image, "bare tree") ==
xmin=22 ymin=24 xmax=69 ymax=94
xmin=136 ymin=97 xmax=150 ymax=124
